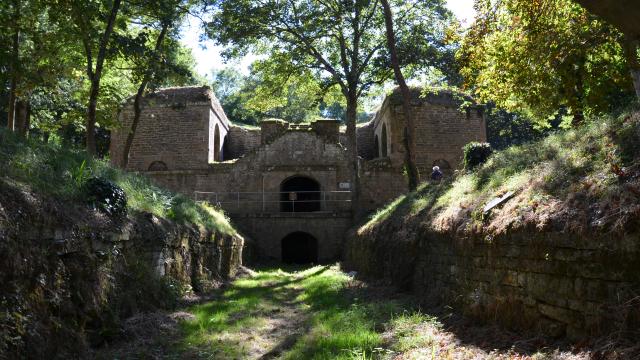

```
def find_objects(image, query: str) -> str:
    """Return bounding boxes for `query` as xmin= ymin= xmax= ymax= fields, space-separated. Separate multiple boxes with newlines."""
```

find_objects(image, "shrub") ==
xmin=463 ymin=142 xmax=493 ymax=170
xmin=83 ymin=177 xmax=128 ymax=218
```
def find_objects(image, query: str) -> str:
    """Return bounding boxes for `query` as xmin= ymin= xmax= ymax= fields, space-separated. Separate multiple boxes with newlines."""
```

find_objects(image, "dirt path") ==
xmin=94 ymin=265 xmax=630 ymax=360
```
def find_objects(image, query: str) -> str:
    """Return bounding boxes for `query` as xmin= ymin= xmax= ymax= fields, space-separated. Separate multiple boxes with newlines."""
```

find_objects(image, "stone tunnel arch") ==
xmin=281 ymin=232 xmax=318 ymax=264
xmin=280 ymin=176 xmax=321 ymax=212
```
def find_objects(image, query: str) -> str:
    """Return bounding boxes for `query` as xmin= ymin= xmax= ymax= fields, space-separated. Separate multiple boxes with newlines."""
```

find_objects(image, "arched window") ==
xmin=381 ymin=123 xmax=388 ymax=157
xmin=281 ymin=232 xmax=318 ymax=264
xmin=214 ymin=124 xmax=221 ymax=161
xmin=374 ymin=135 xmax=380 ymax=159
xmin=222 ymin=134 xmax=229 ymax=161
xmin=280 ymin=176 xmax=321 ymax=212
xmin=148 ymin=161 xmax=168 ymax=171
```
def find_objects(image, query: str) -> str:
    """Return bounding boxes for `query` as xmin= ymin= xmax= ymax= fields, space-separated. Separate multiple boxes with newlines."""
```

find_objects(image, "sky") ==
xmin=179 ymin=0 xmax=476 ymax=80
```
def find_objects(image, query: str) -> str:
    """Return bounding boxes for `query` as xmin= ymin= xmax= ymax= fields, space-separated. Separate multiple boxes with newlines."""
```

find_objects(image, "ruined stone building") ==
xmin=110 ymin=86 xmax=486 ymax=263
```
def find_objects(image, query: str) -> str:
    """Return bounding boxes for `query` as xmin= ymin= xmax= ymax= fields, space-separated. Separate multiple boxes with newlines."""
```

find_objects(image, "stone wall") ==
xmin=358 ymin=158 xmax=408 ymax=212
xmin=145 ymin=130 xmax=353 ymax=263
xmin=234 ymin=213 xmax=352 ymax=262
xmin=226 ymin=125 xmax=261 ymax=160
xmin=110 ymin=86 xmax=229 ymax=171
xmin=344 ymin=224 xmax=640 ymax=340
xmin=371 ymin=89 xmax=486 ymax=175
xmin=111 ymin=103 xmax=211 ymax=171
xmin=356 ymin=121 xmax=376 ymax=160
xmin=0 ymin=182 xmax=245 ymax=357
xmin=411 ymin=104 xmax=486 ymax=173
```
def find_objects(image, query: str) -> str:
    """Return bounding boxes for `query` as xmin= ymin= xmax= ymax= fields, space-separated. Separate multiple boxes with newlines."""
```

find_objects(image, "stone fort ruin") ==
xmin=110 ymin=86 xmax=486 ymax=263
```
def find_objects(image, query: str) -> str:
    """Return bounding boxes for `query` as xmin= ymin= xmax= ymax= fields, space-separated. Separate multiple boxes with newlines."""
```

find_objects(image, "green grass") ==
xmin=361 ymin=108 xmax=640 ymax=233
xmin=170 ymin=265 xmax=439 ymax=360
xmin=0 ymin=129 xmax=235 ymax=234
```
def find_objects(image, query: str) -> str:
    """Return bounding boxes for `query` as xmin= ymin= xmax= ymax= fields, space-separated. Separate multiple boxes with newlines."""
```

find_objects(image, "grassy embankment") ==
xmin=363 ymin=108 xmax=640 ymax=234
xmin=0 ymin=129 xmax=235 ymax=234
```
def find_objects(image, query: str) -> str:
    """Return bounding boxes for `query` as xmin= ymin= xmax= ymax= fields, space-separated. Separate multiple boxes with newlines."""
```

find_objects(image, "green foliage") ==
xmin=0 ymin=0 xmax=199 ymax=148
xmin=207 ymin=0 xmax=458 ymax=137
xmin=211 ymin=66 xmax=347 ymax=125
xmin=463 ymin=142 xmax=493 ymax=170
xmin=171 ymin=265 xmax=437 ymax=359
xmin=0 ymin=128 xmax=235 ymax=234
xmin=485 ymin=104 xmax=554 ymax=150
xmin=363 ymin=107 xmax=640 ymax=233
xmin=83 ymin=177 xmax=128 ymax=217
xmin=459 ymin=0 xmax=635 ymax=125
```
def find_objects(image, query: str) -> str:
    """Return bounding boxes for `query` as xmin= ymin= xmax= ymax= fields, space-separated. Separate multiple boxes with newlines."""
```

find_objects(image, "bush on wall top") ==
xmin=463 ymin=142 xmax=493 ymax=170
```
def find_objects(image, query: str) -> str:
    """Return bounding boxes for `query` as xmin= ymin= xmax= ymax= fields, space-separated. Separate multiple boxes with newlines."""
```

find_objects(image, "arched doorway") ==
xmin=280 ymin=176 xmax=321 ymax=212
xmin=281 ymin=232 xmax=318 ymax=264
xmin=214 ymin=124 xmax=221 ymax=161
xmin=374 ymin=135 xmax=380 ymax=159
xmin=381 ymin=123 xmax=388 ymax=157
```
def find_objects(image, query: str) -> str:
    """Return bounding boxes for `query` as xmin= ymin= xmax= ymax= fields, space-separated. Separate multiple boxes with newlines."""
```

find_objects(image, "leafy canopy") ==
xmin=458 ymin=0 xmax=634 ymax=126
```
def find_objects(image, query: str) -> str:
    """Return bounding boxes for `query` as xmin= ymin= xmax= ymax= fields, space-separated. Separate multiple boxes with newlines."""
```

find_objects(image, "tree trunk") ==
xmin=380 ymin=0 xmax=419 ymax=190
xmin=15 ymin=100 xmax=30 ymax=137
xmin=122 ymin=24 xmax=170 ymax=169
xmin=85 ymin=0 xmax=122 ymax=155
xmin=622 ymin=36 xmax=640 ymax=100
xmin=345 ymin=88 xmax=360 ymax=211
xmin=7 ymin=0 xmax=21 ymax=131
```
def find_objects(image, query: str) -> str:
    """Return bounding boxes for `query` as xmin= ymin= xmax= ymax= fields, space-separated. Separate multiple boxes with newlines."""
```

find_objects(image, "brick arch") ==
xmin=281 ymin=231 xmax=318 ymax=264
xmin=280 ymin=175 xmax=321 ymax=212
xmin=381 ymin=123 xmax=388 ymax=157
xmin=214 ymin=124 xmax=221 ymax=161
xmin=148 ymin=161 xmax=168 ymax=171
xmin=374 ymin=134 xmax=380 ymax=158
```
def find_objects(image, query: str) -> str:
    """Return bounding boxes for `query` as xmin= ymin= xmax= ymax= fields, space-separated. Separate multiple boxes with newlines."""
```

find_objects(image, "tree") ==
xmin=7 ymin=0 xmax=20 ymax=132
xmin=66 ymin=0 xmax=123 ymax=155
xmin=459 ymin=0 xmax=635 ymax=126
xmin=570 ymin=0 xmax=640 ymax=99
xmin=380 ymin=0 xmax=418 ymax=190
xmin=121 ymin=0 xmax=194 ymax=168
xmin=207 ymin=0 xmax=454 ymax=199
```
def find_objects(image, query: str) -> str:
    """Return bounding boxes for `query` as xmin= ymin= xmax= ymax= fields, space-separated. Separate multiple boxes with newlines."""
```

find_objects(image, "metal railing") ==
xmin=194 ymin=190 xmax=352 ymax=213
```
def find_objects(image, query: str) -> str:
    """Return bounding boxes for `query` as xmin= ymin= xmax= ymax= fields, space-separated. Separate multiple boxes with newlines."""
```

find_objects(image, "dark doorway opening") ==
xmin=281 ymin=232 xmax=318 ymax=264
xmin=280 ymin=176 xmax=321 ymax=212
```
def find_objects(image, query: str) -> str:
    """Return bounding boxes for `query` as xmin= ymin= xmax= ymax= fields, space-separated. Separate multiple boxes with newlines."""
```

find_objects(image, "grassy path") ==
xmin=98 ymin=265 xmax=587 ymax=360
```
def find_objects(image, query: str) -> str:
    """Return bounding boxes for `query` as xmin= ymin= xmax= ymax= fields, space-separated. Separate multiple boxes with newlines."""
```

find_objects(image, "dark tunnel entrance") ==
xmin=280 ymin=176 xmax=321 ymax=212
xmin=281 ymin=232 xmax=318 ymax=264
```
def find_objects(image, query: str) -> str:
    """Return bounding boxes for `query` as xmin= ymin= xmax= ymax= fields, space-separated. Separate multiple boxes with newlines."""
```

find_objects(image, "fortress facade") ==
xmin=110 ymin=86 xmax=486 ymax=263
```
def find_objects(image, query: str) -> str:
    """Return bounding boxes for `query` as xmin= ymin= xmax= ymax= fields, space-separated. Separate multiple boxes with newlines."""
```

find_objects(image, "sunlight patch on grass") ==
xmin=359 ymin=194 xmax=407 ymax=233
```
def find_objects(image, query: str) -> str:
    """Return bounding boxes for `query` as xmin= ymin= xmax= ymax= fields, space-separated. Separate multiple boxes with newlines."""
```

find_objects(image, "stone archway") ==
xmin=281 ymin=232 xmax=318 ymax=264
xmin=381 ymin=123 xmax=388 ymax=157
xmin=214 ymin=124 xmax=221 ymax=161
xmin=280 ymin=176 xmax=321 ymax=212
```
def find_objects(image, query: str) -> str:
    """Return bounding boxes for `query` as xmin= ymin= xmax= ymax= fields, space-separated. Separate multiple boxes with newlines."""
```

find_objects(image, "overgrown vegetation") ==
xmin=0 ymin=128 xmax=235 ymax=234
xmin=462 ymin=142 xmax=493 ymax=170
xmin=362 ymin=108 xmax=640 ymax=233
